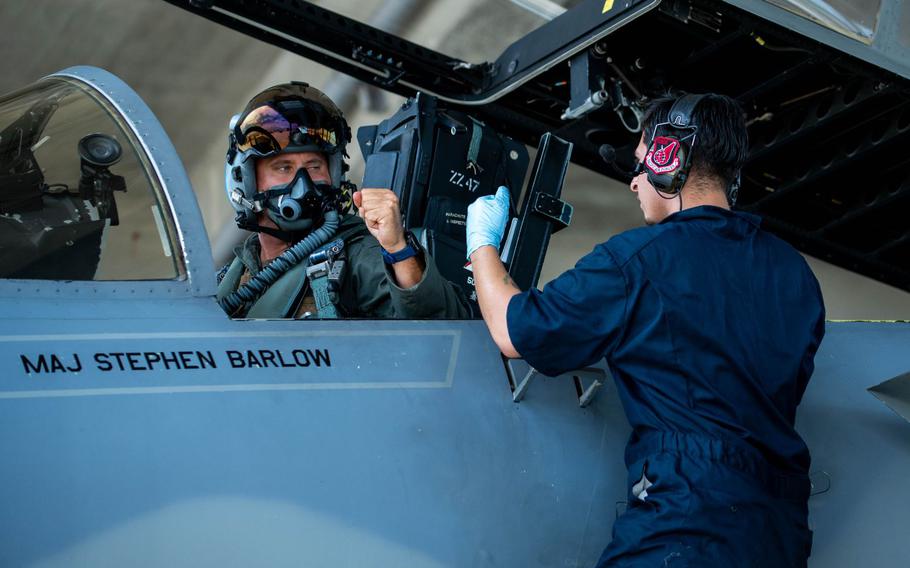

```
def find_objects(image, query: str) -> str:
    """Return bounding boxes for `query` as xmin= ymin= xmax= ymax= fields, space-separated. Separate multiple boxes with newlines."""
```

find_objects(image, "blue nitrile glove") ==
xmin=466 ymin=185 xmax=510 ymax=259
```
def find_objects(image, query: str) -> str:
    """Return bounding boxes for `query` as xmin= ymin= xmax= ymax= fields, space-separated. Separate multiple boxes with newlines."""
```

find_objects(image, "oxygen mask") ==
xmin=261 ymin=167 xmax=347 ymax=232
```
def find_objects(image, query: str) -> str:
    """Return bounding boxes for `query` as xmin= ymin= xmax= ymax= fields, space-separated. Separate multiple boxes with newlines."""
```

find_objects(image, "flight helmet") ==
xmin=225 ymin=82 xmax=353 ymax=235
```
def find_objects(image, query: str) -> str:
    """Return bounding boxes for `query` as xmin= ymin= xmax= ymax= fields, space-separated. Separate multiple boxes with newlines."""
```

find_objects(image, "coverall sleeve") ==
xmin=345 ymin=236 xmax=472 ymax=319
xmin=506 ymin=244 xmax=627 ymax=377
xmin=383 ymin=247 xmax=473 ymax=319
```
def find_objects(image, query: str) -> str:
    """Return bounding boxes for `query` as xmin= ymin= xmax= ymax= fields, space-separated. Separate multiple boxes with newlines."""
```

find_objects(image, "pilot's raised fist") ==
xmin=353 ymin=188 xmax=407 ymax=252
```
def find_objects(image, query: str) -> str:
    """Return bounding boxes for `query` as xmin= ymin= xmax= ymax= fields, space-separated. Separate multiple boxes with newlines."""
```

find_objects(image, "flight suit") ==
xmin=217 ymin=214 xmax=472 ymax=319
xmin=507 ymin=206 xmax=825 ymax=567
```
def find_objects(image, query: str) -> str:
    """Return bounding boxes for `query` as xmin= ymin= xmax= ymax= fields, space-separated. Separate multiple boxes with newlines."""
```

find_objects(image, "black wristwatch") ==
xmin=381 ymin=231 xmax=421 ymax=265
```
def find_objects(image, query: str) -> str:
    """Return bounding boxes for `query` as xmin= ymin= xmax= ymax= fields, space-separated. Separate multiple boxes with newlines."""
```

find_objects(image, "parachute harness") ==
xmin=218 ymin=211 xmax=340 ymax=316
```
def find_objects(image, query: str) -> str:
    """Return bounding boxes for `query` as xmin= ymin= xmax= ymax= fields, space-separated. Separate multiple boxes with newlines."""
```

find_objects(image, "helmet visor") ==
xmin=234 ymin=104 xmax=338 ymax=156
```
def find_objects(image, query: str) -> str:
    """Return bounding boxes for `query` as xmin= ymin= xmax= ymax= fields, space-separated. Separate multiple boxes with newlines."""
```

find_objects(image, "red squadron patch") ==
xmin=645 ymin=136 xmax=681 ymax=175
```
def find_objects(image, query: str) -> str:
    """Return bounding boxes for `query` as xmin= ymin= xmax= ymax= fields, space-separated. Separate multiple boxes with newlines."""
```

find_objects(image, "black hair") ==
xmin=642 ymin=93 xmax=748 ymax=190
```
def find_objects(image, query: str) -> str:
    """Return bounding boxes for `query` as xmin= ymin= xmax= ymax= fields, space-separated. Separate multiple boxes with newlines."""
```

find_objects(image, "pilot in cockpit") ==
xmin=216 ymin=83 xmax=471 ymax=319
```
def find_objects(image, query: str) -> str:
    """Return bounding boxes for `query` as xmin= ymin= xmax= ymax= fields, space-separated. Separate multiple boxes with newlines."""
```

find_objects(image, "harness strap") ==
xmin=306 ymin=238 xmax=346 ymax=318
xmin=467 ymin=117 xmax=484 ymax=174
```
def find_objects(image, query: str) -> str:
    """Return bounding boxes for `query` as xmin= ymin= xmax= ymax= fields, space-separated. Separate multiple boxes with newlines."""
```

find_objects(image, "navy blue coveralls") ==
xmin=507 ymin=206 xmax=825 ymax=567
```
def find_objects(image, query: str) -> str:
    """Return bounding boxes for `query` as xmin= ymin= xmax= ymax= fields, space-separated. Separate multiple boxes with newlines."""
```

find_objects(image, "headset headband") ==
xmin=667 ymin=93 xmax=705 ymax=129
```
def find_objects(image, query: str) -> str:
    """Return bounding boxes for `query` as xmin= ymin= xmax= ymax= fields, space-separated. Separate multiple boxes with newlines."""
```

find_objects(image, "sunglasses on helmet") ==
xmin=233 ymin=104 xmax=339 ymax=156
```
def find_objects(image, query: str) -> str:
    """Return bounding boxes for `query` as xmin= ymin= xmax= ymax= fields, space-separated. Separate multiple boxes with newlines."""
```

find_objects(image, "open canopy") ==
xmin=166 ymin=0 xmax=910 ymax=292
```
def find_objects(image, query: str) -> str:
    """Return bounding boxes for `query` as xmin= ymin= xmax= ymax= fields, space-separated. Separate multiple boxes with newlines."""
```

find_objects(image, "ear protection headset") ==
xmin=642 ymin=93 xmax=741 ymax=206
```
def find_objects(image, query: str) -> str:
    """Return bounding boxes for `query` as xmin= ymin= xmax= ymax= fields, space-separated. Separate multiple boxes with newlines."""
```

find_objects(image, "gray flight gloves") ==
xmin=466 ymin=186 xmax=511 ymax=259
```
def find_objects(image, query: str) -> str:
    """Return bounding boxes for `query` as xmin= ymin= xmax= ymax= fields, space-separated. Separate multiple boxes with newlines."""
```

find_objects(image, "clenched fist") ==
xmin=353 ymin=188 xmax=407 ymax=252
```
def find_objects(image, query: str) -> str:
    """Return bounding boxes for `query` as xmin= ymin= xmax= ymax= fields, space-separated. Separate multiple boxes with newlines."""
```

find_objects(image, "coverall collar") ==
xmin=660 ymin=205 xmax=761 ymax=228
xmin=233 ymin=234 xmax=263 ymax=276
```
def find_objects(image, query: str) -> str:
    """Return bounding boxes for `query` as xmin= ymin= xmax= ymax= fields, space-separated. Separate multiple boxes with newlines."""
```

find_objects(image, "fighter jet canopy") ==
xmin=0 ymin=67 xmax=212 ymax=294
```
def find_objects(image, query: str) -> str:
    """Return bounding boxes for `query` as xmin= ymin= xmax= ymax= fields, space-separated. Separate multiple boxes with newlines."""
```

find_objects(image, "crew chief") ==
xmin=466 ymin=93 xmax=825 ymax=566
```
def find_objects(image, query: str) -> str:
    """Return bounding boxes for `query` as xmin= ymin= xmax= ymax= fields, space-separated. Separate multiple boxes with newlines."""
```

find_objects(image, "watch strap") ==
xmin=381 ymin=232 xmax=420 ymax=264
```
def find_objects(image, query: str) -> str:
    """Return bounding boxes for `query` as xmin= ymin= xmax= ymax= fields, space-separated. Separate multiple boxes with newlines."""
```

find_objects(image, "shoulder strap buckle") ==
xmin=306 ymin=239 xmax=347 ymax=318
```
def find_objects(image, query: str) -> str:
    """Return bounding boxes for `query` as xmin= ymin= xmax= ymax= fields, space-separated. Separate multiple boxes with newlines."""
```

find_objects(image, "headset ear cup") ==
xmin=645 ymin=136 xmax=687 ymax=194
xmin=647 ymin=169 xmax=672 ymax=191
xmin=669 ymin=143 xmax=688 ymax=194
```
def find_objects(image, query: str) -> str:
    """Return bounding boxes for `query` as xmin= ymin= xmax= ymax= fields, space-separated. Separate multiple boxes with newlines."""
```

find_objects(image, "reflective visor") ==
xmin=234 ymin=104 xmax=338 ymax=156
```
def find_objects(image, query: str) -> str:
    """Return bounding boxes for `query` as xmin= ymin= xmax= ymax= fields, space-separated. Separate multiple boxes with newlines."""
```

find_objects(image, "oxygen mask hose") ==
xmin=219 ymin=211 xmax=340 ymax=315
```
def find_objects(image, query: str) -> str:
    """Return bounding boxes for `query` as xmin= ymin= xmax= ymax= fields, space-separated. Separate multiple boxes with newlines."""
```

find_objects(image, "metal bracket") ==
xmin=809 ymin=470 xmax=832 ymax=497
xmin=532 ymin=193 xmax=573 ymax=232
xmin=561 ymin=89 xmax=609 ymax=121
xmin=504 ymin=358 xmax=604 ymax=406
xmin=512 ymin=366 xmax=539 ymax=403
xmin=572 ymin=367 xmax=605 ymax=407
xmin=506 ymin=132 xmax=572 ymax=291
xmin=351 ymin=45 xmax=403 ymax=76
xmin=560 ymin=50 xmax=610 ymax=121
xmin=502 ymin=357 xmax=540 ymax=403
